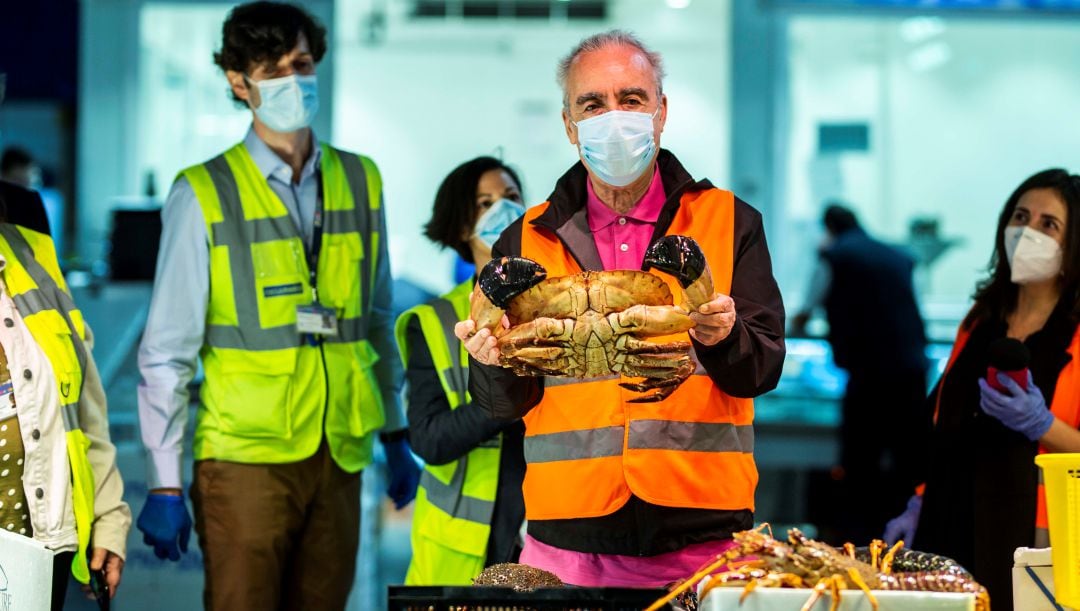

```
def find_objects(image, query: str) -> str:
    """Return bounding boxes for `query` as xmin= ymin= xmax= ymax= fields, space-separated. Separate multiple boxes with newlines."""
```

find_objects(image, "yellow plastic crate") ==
xmin=1036 ymin=453 xmax=1080 ymax=609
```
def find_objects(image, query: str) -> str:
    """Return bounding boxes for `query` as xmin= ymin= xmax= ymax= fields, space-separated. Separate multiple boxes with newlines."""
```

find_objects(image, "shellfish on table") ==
xmin=647 ymin=525 xmax=990 ymax=611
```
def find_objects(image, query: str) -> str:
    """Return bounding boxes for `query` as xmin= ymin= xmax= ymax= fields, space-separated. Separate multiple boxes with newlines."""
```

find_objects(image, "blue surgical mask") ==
xmin=473 ymin=199 xmax=526 ymax=248
xmin=248 ymin=73 xmax=319 ymax=133
xmin=573 ymin=108 xmax=659 ymax=187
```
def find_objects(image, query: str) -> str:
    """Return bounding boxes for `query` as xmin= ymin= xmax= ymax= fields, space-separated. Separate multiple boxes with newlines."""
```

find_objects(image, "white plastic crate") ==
xmin=1014 ymin=547 xmax=1078 ymax=611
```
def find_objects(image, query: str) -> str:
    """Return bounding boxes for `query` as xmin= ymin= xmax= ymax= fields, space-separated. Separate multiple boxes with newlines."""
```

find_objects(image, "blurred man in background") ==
xmin=793 ymin=203 xmax=928 ymax=544
xmin=0 ymin=93 xmax=51 ymax=237
xmin=1 ymin=147 xmax=39 ymax=190
xmin=134 ymin=3 xmax=419 ymax=609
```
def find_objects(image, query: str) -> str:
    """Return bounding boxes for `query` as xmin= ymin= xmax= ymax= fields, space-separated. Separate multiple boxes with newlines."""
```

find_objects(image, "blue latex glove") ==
xmin=384 ymin=437 xmax=420 ymax=510
xmin=136 ymin=493 xmax=192 ymax=561
xmin=883 ymin=494 xmax=922 ymax=546
xmin=978 ymin=370 xmax=1055 ymax=441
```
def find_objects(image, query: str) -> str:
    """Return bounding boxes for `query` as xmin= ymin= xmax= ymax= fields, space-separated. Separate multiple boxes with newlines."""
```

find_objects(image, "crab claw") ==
xmin=470 ymin=256 xmax=547 ymax=334
xmin=642 ymin=235 xmax=715 ymax=312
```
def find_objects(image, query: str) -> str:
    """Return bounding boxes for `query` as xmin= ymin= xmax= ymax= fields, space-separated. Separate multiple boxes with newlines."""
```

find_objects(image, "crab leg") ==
xmin=881 ymin=540 xmax=905 ymax=575
xmin=845 ymin=567 xmax=879 ymax=611
xmin=609 ymin=304 xmax=695 ymax=336
xmin=620 ymin=360 xmax=696 ymax=402
xmin=498 ymin=317 xmax=574 ymax=343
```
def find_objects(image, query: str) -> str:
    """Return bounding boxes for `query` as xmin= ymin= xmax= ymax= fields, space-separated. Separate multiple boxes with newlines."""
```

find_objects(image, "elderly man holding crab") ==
xmin=454 ymin=30 xmax=786 ymax=587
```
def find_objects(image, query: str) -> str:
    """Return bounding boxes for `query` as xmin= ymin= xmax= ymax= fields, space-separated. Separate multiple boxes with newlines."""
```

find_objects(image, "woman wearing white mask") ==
xmin=396 ymin=157 xmax=527 ymax=584
xmin=883 ymin=168 xmax=1080 ymax=611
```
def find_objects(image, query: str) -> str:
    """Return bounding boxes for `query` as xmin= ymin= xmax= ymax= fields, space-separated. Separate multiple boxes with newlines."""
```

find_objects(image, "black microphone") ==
xmin=987 ymin=337 xmax=1030 ymax=393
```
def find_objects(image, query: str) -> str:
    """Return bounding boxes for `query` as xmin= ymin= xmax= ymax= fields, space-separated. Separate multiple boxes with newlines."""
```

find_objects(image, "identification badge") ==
xmin=296 ymin=304 xmax=339 ymax=336
xmin=0 ymin=381 xmax=15 ymax=422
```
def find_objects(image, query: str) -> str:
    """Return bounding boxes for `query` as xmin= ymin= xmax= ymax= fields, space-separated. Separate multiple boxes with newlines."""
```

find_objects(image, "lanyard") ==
xmin=308 ymin=171 xmax=325 ymax=302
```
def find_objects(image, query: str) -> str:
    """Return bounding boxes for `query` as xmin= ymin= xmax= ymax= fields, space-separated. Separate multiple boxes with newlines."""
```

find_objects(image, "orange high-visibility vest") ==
xmin=518 ymin=188 xmax=757 ymax=520
xmin=932 ymin=319 xmax=1080 ymax=531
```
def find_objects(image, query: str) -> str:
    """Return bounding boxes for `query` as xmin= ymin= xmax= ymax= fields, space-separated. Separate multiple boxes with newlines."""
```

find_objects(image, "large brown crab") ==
xmin=469 ymin=235 xmax=715 ymax=402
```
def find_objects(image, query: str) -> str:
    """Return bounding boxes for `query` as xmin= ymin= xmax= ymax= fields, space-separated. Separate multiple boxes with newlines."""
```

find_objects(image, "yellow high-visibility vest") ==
xmin=396 ymin=280 xmax=501 ymax=585
xmin=182 ymin=142 xmax=386 ymax=470
xmin=0 ymin=225 xmax=96 ymax=584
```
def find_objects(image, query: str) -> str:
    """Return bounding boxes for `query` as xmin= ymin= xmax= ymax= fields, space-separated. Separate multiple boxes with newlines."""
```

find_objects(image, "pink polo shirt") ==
xmin=519 ymin=166 xmax=735 ymax=586
xmin=520 ymin=535 xmax=737 ymax=587
xmin=586 ymin=167 xmax=666 ymax=270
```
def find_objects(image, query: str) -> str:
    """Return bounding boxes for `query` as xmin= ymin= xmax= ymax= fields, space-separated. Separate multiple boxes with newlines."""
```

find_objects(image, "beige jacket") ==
xmin=0 ymin=261 xmax=131 ymax=559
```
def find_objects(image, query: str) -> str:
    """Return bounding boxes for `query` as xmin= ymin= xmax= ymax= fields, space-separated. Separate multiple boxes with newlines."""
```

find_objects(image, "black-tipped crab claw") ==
xmin=478 ymin=257 xmax=547 ymax=309
xmin=469 ymin=256 xmax=548 ymax=334
xmin=641 ymin=235 xmax=715 ymax=311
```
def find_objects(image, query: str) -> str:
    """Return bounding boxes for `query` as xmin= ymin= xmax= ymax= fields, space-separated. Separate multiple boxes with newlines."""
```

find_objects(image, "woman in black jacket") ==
xmin=885 ymin=169 xmax=1080 ymax=611
xmin=399 ymin=157 xmax=527 ymax=584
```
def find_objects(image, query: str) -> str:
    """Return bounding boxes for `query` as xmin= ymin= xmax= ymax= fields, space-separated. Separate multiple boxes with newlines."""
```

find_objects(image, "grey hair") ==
xmin=556 ymin=30 xmax=666 ymax=109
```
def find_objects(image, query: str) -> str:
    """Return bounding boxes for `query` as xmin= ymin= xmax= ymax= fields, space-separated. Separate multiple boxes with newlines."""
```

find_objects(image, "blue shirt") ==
xmin=137 ymin=127 xmax=405 ymax=489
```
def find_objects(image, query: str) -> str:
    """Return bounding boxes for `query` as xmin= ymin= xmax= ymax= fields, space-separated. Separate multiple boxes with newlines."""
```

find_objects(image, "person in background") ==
xmin=0 ymin=219 xmax=130 ymax=608
xmin=0 ymin=147 xmax=39 ymax=190
xmin=398 ymin=156 xmax=528 ymax=584
xmin=0 ymin=147 xmax=51 ymax=237
xmin=134 ymin=3 xmax=419 ymax=609
xmin=791 ymin=203 xmax=927 ymax=544
xmin=884 ymin=169 xmax=1080 ymax=611
xmin=455 ymin=30 xmax=785 ymax=587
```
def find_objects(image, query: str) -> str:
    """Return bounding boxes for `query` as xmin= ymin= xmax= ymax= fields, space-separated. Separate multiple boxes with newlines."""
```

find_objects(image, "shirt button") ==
xmin=35 ymin=488 xmax=43 ymax=499
xmin=22 ymin=370 xmax=31 ymax=380
xmin=618 ymin=217 xmax=627 ymax=226
xmin=31 ymin=429 xmax=40 ymax=441
xmin=619 ymin=243 xmax=629 ymax=252
xmin=3 ymin=318 xmax=12 ymax=328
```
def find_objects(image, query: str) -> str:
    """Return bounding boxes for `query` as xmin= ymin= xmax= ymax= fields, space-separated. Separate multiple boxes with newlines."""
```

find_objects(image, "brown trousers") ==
xmin=191 ymin=443 xmax=361 ymax=611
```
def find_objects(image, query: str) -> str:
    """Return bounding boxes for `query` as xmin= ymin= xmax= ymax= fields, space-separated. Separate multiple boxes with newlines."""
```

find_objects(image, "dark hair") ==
xmin=0 ymin=147 xmax=33 ymax=174
xmin=965 ymin=168 xmax=1080 ymax=328
xmin=424 ymin=157 xmax=523 ymax=263
xmin=823 ymin=203 xmax=860 ymax=236
xmin=213 ymin=1 xmax=327 ymax=104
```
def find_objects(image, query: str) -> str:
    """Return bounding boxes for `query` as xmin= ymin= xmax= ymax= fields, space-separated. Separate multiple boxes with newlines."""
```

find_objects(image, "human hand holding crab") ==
xmin=688 ymin=293 xmax=736 ymax=346
xmin=454 ymin=235 xmax=728 ymax=401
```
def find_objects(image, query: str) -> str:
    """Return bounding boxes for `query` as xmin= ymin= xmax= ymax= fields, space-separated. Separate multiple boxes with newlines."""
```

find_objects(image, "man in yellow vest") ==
xmin=134 ymin=3 xmax=419 ymax=609
xmin=456 ymin=30 xmax=786 ymax=587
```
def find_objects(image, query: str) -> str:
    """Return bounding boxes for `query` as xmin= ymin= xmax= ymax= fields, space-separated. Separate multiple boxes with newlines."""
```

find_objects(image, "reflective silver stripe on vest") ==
xmin=61 ymin=403 xmax=79 ymax=432
xmin=419 ymin=457 xmax=495 ymax=525
xmin=524 ymin=426 xmax=625 ymax=464
xmin=323 ymin=316 xmax=365 ymax=344
xmin=0 ymin=225 xmax=89 ymax=432
xmin=11 ymin=288 xmax=60 ymax=319
xmin=336 ymin=151 xmax=373 ymax=316
xmin=430 ymin=297 xmax=467 ymax=405
xmin=205 ymin=323 xmax=298 ymax=351
xmin=627 ymin=420 xmax=754 ymax=454
xmin=202 ymin=150 xmax=370 ymax=351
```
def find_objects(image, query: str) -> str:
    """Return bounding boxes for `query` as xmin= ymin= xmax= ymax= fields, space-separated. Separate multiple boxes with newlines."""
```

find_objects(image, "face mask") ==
xmin=1005 ymin=226 xmax=1063 ymax=284
xmin=473 ymin=199 xmax=526 ymax=248
xmin=248 ymin=74 xmax=319 ymax=133
xmin=573 ymin=108 xmax=659 ymax=188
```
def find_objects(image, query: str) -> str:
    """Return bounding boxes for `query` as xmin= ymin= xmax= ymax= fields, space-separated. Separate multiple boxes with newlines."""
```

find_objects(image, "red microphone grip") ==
xmin=987 ymin=366 xmax=1028 ymax=393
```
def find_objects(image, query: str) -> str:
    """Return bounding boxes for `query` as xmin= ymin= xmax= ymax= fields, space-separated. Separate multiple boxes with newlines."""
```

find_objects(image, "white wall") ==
xmin=782 ymin=15 xmax=1080 ymax=321
xmin=333 ymin=0 xmax=732 ymax=296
